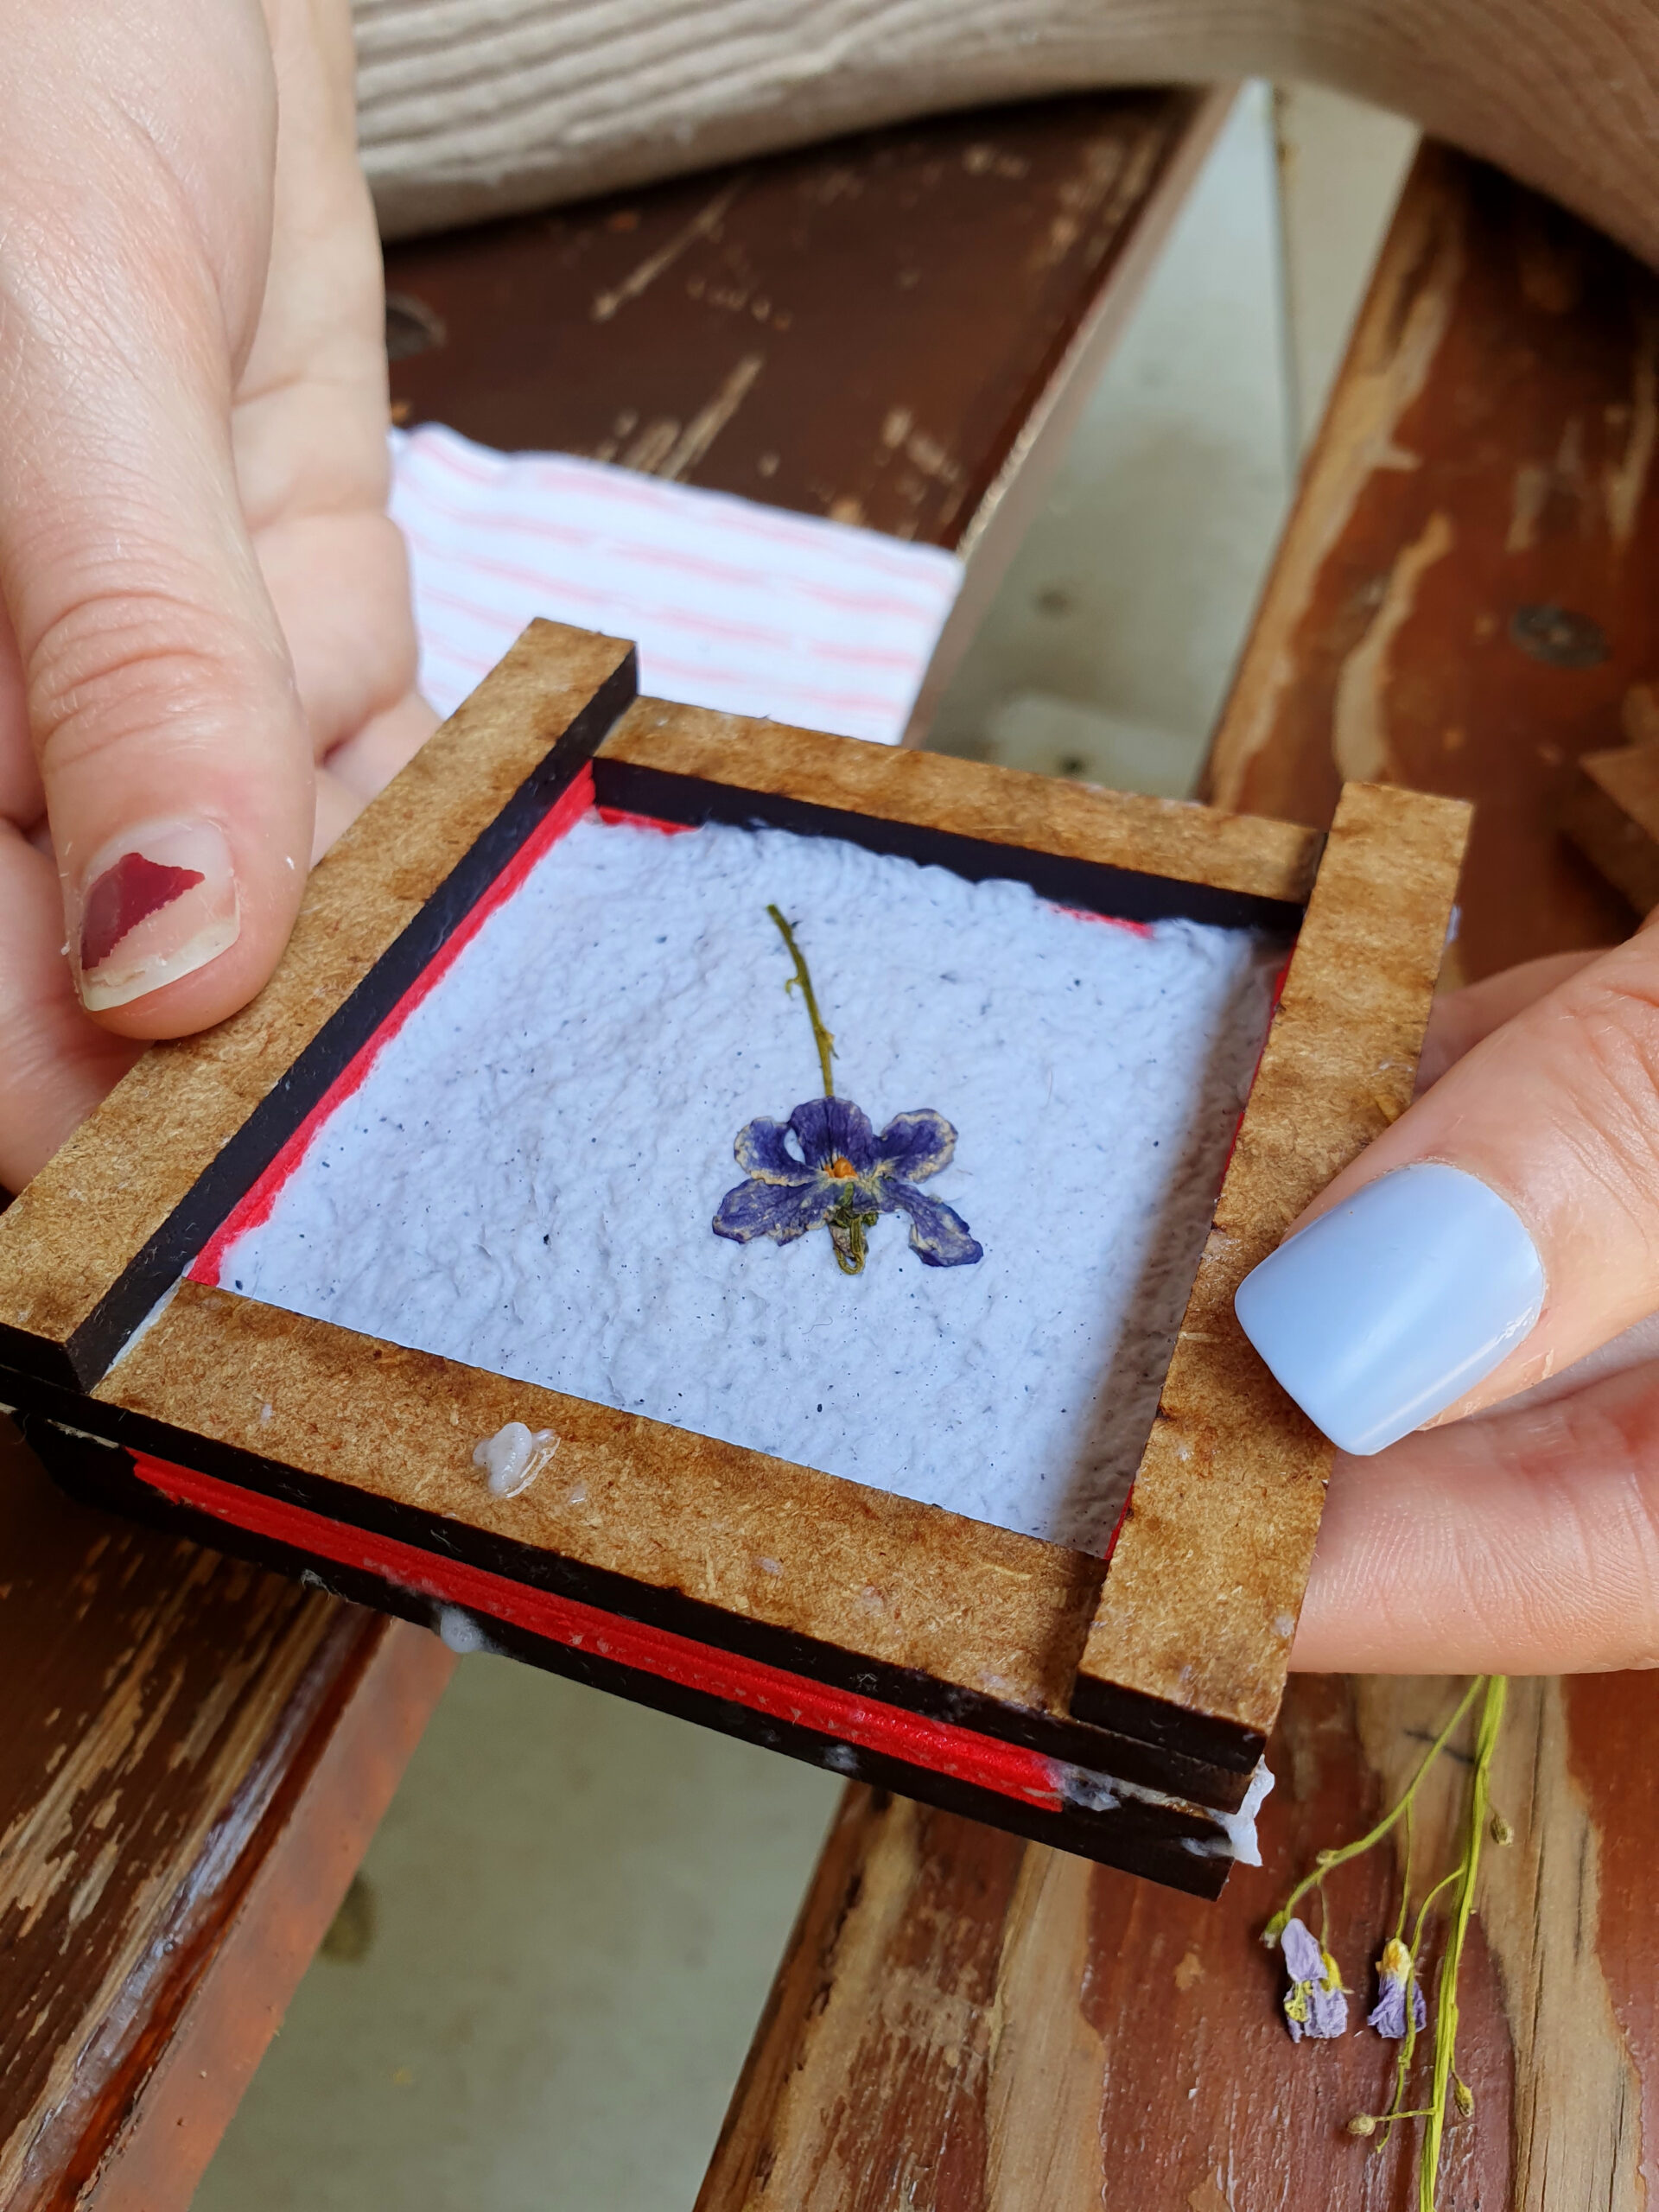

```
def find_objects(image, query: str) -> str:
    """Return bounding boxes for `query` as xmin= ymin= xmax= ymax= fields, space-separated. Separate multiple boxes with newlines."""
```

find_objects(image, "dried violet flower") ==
xmin=1278 ymin=1916 xmax=1349 ymax=2043
xmin=714 ymin=906 xmax=982 ymax=1276
xmin=1368 ymin=1936 xmax=1427 ymax=2041
xmin=1262 ymin=1675 xmax=1510 ymax=2207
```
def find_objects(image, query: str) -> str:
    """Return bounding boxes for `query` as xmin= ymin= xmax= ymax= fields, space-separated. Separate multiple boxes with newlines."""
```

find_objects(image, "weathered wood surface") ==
xmin=701 ymin=144 xmax=1659 ymax=2212
xmin=0 ymin=95 xmax=1211 ymax=2206
xmin=383 ymin=90 xmax=1211 ymax=552
xmin=382 ymin=87 xmax=1234 ymax=741
xmin=1562 ymin=739 xmax=1659 ymax=913
xmin=0 ymin=1420 xmax=453 ymax=2211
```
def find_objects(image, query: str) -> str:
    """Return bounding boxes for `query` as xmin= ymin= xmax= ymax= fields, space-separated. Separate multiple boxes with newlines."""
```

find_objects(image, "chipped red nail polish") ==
xmin=73 ymin=821 xmax=240 ymax=1011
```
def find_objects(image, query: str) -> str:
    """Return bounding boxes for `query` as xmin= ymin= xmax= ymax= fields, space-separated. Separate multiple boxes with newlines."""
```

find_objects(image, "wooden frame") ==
xmin=0 ymin=620 xmax=1466 ymax=1896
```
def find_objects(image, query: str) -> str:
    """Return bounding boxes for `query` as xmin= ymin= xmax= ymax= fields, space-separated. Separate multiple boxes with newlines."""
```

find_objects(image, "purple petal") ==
xmin=789 ymin=1097 xmax=876 ymax=1173
xmin=734 ymin=1118 xmax=807 ymax=1180
xmin=1306 ymin=1982 xmax=1350 ymax=2038
xmin=873 ymin=1109 xmax=957 ymax=1183
xmin=1368 ymin=1980 xmax=1427 ymax=2037
xmin=883 ymin=1182 xmax=983 ymax=1267
xmin=714 ymin=1174 xmax=837 ymax=1245
xmin=1279 ymin=1918 xmax=1325 ymax=1982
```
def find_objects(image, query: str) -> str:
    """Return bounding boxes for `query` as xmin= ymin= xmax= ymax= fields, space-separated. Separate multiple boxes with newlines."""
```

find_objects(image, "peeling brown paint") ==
xmin=1332 ymin=510 xmax=1455 ymax=781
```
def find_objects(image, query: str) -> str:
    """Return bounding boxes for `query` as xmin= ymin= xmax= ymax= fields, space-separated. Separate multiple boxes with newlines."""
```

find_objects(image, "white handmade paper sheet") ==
xmin=209 ymin=812 xmax=1276 ymax=1553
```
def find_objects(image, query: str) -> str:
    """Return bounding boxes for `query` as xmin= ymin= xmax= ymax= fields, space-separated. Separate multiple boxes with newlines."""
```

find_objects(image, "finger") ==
xmin=0 ymin=823 xmax=141 ymax=1191
xmin=237 ymin=0 xmax=423 ymax=761
xmin=322 ymin=690 xmax=439 ymax=806
xmin=1414 ymin=948 xmax=1602 ymax=1092
xmin=0 ymin=3 xmax=313 ymax=1039
xmin=1235 ymin=916 xmax=1659 ymax=1453
xmin=1292 ymin=1356 xmax=1659 ymax=1674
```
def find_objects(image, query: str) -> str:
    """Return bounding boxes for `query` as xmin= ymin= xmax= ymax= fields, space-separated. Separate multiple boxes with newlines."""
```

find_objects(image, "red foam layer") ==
xmin=130 ymin=1450 xmax=1064 ymax=1812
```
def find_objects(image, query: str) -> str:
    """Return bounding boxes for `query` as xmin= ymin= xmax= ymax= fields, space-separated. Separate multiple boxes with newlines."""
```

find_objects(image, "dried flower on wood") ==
xmin=1278 ymin=1916 xmax=1349 ymax=2042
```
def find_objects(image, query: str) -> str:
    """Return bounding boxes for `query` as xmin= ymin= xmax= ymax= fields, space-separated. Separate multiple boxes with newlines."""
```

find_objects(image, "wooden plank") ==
xmin=696 ymin=1685 xmax=1514 ymax=2212
xmin=1204 ymin=143 xmax=1643 ymax=982
xmin=703 ymin=142 xmax=1659 ymax=2211
xmin=382 ymin=92 xmax=1212 ymax=552
xmin=1071 ymin=781 xmax=1467 ymax=1751
xmin=0 ymin=1416 xmax=452 ymax=2209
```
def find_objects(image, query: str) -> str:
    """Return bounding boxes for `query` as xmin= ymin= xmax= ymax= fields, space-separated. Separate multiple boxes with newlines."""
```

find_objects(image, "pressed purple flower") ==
xmin=1366 ymin=1936 xmax=1427 ymax=2039
xmin=1280 ymin=1916 xmax=1349 ymax=2042
xmin=715 ymin=1096 xmax=982 ymax=1274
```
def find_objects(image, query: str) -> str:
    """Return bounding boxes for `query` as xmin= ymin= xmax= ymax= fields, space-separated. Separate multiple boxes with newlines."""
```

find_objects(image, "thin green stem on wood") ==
xmin=766 ymin=905 xmax=836 ymax=1097
xmin=1262 ymin=1675 xmax=1485 ymax=1948
xmin=1418 ymin=1674 xmax=1507 ymax=2212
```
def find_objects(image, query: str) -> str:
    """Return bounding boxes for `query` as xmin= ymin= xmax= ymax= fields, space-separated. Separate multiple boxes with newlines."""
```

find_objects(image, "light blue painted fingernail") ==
xmin=1233 ymin=1162 xmax=1545 ymax=1456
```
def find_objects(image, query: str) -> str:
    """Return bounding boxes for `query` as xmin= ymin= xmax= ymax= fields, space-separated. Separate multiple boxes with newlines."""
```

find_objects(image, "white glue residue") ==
xmin=473 ymin=1420 xmax=560 ymax=1498
xmin=214 ymin=814 xmax=1278 ymax=1552
xmin=1059 ymin=1757 xmax=1275 ymax=1865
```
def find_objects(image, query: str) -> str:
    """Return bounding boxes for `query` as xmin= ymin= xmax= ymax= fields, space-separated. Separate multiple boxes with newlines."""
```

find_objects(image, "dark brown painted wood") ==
xmin=703 ymin=143 xmax=1659 ymax=2212
xmin=383 ymin=91 xmax=1209 ymax=550
xmin=0 ymin=1416 xmax=454 ymax=2209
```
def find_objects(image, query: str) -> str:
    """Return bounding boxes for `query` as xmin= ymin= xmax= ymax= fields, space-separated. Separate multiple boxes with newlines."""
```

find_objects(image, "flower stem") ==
xmin=1262 ymin=1676 xmax=1485 ymax=1946
xmin=1419 ymin=1674 xmax=1507 ymax=2212
xmin=766 ymin=906 xmax=836 ymax=1098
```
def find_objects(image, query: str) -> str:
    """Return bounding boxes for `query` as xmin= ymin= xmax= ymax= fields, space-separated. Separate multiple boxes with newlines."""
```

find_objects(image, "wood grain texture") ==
xmin=0 ymin=623 xmax=634 ymax=1379
xmin=0 ymin=1418 xmax=449 ymax=2209
xmin=1563 ymin=741 xmax=1659 ymax=913
xmin=72 ymin=1619 xmax=452 ymax=2212
xmin=705 ymin=143 xmax=1659 ymax=2212
xmin=93 ymin=1281 xmax=1106 ymax=1732
xmin=1205 ymin=142 xmax=1647 ymax=986
xmin=697 ymin=1681 xmax=1516 ymax=2212
xmin=383 ymin=92 xmax=1205 ymax=549
xmin=601 ymin=693 xmax=1323 ymax=904
xmin=1074 ymin=783 xmax=1468 ymax=1748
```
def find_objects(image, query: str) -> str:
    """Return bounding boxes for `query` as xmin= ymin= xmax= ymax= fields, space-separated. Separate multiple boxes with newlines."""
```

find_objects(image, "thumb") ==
xmin=0 ymin=7 xmax=312 ymax=1037
xmin=1236 ymin=919 xmax=1659 ymax=1454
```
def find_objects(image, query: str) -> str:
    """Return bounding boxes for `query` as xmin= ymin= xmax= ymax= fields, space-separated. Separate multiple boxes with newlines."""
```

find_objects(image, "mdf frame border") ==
xmin=0 ymin=620 xmax=1468 ymax=1893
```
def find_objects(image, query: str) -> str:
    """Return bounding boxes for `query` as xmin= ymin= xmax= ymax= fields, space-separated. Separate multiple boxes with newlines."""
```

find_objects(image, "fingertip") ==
xmin=67 ymin=809 xmax=308 ymax=1040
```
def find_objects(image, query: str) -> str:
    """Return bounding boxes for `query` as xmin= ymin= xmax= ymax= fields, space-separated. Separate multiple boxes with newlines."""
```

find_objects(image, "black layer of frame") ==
xmin=595 ymin=756 xmax=1313 ymax=937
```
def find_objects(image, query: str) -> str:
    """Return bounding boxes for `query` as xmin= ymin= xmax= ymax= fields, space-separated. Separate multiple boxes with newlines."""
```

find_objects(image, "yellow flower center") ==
xmin=826 ymin=1155 xmax=857 ymax=1179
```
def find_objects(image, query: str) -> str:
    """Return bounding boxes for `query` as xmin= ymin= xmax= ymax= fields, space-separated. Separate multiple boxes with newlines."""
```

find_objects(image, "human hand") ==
xmin=0 ymin=0 xmax=435 ymax=1193
xmin=1248 ymin=937 xmax=1659 ymax=1674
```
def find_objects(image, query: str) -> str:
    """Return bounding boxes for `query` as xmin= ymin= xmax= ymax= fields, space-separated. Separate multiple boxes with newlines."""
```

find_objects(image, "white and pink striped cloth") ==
xmin=388 ymin=423 xmax=963 ymax=745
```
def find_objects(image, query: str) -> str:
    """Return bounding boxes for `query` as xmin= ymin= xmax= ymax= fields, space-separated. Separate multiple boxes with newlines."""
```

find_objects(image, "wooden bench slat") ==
xmin=698 ymin=139 xmax=1659 ymax=2212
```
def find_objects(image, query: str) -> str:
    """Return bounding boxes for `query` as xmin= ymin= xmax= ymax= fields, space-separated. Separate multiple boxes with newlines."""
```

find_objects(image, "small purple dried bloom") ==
xmin=714 ymin=1096 xmax=982 ymax=1269
xmin=1366 ymin=1936 xmax=1427 ymax=2039
xmin=1280 ymin=1916 xmax=1349 ymax=2042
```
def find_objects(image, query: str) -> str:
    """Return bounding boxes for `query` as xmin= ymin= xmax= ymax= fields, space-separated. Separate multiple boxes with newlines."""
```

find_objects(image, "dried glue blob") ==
xmin=472 ymin=1421 xmax=559 ymax=1498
